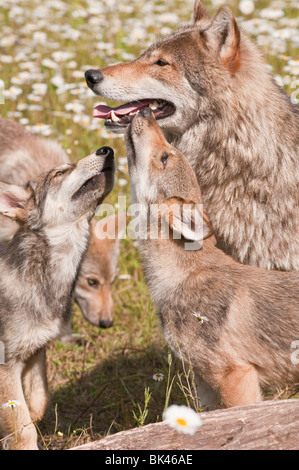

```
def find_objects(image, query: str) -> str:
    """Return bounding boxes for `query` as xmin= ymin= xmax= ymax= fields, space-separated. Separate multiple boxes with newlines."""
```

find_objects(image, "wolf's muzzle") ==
xmin=85 ymin=69 xmax=103 ymax=88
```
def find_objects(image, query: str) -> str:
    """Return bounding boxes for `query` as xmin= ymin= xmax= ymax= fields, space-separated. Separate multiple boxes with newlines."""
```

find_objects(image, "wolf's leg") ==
xmin=22 ymin=348 xmax=50 ymax=423
xmin=0 ymin=362 xmax=38 ymax=450
xmin=218 ymin=364 xmax=261 ymax=407
xmin=194 ymin=374 xmax=222 ymax=411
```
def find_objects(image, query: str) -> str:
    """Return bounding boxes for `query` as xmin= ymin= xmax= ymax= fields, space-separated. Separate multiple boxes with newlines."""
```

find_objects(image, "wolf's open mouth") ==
xmin=72 ymin=166 xmax=113 ymax=200
xmin=93 ymin=99 xmax=175 ymax=129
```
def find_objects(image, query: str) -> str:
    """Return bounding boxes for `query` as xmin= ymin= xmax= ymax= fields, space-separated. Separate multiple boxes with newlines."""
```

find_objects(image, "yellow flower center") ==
xmin=176 ymin=418 xmax=187 ymax=427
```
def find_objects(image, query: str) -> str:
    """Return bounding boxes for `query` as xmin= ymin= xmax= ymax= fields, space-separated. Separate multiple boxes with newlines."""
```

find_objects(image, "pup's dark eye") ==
xmin=87 ymin=278 xmax=99 ymax=288
xmin=54 ymin=170 xmax=67 ymax=178
xmin=155 ymin=59 xmax=169 ymax=67
xmin=161 ymin=153 xmax=169 ymax=167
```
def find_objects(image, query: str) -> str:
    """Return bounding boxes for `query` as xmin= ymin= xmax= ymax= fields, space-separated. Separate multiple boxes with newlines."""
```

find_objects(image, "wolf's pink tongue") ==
xmin=93 ymin=100 xmax=152 ymax=119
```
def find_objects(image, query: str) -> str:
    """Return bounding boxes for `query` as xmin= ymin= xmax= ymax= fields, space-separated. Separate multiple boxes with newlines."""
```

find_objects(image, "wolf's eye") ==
xmin=155 ymin=59 xmax=169 ymax=67
xmin=54 ymin=170 xmax=67 ymax=178
xmin=161 ymin=153 xmax=169 ymax=167
xmin=87 ymin=278 xmax=99 ymax=288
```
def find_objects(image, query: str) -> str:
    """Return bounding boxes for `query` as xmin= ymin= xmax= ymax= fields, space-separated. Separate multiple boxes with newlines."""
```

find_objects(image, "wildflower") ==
xmin=52 ymin=51 xmax=74 ymax=63
xmin=65 ymin=102 xmax=85 ymax=114
xmin=118 ymin=274 xmax=131 ymax=280
xmin=4 ymin=86 xmax=23 ymax=101
xmin=193 ymin=312 xmax=209 ymax=324
xmin=32 ymin=31 xmax=47 ymax=44
xmin=118 ymin=178 xmax=128 ymax=187
xmin=50 ymin=75 xmax=65 ymax=88
xmin=163 ymin=405 xmax=202 ymax=435
xmin=153 ymin=372 xmax=164 ymax=381
xmin=32 ymin=83 xmax=48 ymax=95
xmin=239 ymin=0 xmax=254 ymax=16
xmin=2 ymin=400 xmax=21 ymax=409
xmin=30 ymin=123 xmax=52 ymax=136
xmin=41 ymin=58 xmax=59 ymax=70
xmin=260 ymin=8 xmax=284 ymax=20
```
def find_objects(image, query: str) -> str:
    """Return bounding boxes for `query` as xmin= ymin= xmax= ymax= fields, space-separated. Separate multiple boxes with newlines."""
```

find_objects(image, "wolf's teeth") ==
xmin=149 ymin=100 xmax=160 ymax=110
xmin=129 ymin=112 xmax=135 ymax=116
xmin=158 ymin=101 xmax=166 ymax=108
xmin=111 ymin=111 xmax=120 ymax=122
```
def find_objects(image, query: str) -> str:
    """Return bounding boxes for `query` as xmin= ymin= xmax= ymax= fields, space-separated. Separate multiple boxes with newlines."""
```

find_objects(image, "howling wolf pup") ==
xmin=0 ymin=147 xmax=115 ymax=449
xmin=85 ymin=0 xmax=299 ymax=271
xmin=125 ymin=108 xmax=299 ymax=409
xmin=0 ymin=117 xmax=122 ymax=328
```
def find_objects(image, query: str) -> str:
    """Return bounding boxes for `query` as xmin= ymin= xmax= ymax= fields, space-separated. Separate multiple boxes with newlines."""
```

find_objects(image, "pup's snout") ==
xmin=85 ymin=69 xmax=103 ymax=87
xmin=99 ymin=319 xmax=114 ymax=329
xmin=139 ymin=107 xmax=153 ymax=119
xmin=96 ymin=146 xmax=114 ymax=160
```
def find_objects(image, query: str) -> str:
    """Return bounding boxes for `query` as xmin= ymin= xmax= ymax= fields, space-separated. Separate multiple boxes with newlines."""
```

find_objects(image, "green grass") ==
xmin=0 ymin=0 xmax=298 ymax=449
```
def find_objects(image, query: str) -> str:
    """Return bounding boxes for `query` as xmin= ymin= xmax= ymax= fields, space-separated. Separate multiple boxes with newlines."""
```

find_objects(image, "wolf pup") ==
xmin=86 ymin=1 xmax=299 ymax=271
xmin=0 ymin=117 xmax=121 ymax=328
xmin=0 ymin=147 xmax=115 ymax=449
xmin=125 ymin=108 xmax=299 ymax=410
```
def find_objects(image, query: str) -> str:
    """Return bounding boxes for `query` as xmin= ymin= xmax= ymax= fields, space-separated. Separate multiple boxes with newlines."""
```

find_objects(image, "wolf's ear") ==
xmin=164 ymin=198 xmax=214 ymax=242
xmin=192 ymin=0 xmax=210 ymax=24
xmin=0 ymin=183 xmax=30 ymax=222
xmin=206 ymin=7 xmax=241 ymax=75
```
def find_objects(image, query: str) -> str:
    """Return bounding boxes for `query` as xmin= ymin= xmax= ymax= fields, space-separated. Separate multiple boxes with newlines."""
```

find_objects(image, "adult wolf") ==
xmin=85 ymin=1 xmax=299 ymax=271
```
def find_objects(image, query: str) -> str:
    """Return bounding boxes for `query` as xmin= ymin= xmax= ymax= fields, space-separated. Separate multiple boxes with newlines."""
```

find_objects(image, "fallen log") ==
xmin=71 ymin=398 xmax=299 ymax=450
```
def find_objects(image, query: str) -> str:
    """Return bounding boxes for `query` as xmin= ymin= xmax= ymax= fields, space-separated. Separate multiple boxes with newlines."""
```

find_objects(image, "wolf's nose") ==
xmin=85 ymin=69 xmax=103 ymax=87
xmin=99 ymin=319 xmax=114 ymax=329
xmin=96 ymin=147 xmax=114 ymax=159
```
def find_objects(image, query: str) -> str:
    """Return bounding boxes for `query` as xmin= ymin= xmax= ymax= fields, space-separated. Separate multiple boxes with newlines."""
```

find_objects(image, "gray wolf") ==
xmin=85 ymin=1 xmax=299 ymax=271
xmin=125 ymin=107 xmax=299 ymax=409
xmin=0 ymin=117 xmax=121 ymax=328
xmin=0 ymin=147 xmax=115 ymax=449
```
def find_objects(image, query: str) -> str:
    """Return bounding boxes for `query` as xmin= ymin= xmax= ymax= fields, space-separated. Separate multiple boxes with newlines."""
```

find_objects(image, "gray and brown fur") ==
xmin=0 ymin=117 xmax=122 ymax=327
xmin=0 ymin=147 xmax=115 ymax=449
xmin=125 ymin=108 xmax=299 ymax=410
xmin=86 ymin=1 xmax=299 ymax=271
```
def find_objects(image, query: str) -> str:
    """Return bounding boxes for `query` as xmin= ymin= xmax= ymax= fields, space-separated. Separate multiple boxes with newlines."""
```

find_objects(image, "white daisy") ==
xmin=163 ymin=405 xmax=202 ymax=435
xmin=118 ymin=274 xmax=131 ymax=280
xmin=239 ymin=0 xmax=254 ymax=16
xmin=193 ymin=312 xmax=209 ymax=324
xmin=2 ymin=400 xmax=21 ymax=409
xmin=153 ymin=372 xmax=164 ymax=381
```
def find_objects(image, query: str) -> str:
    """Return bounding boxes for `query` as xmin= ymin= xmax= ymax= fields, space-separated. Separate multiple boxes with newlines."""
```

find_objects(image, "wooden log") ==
xmin=71 ymin=399 xmax=299 ymax=450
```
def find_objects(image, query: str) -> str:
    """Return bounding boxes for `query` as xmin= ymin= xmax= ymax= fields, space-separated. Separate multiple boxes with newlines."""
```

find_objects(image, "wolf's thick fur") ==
xmin=0 ymin=117 xmax=121 ymax=328
xmin=125 ymin=108 xmax=299 ymax=409
xmin=0 ymin=148 xmax=115 ymax=449
xmin=87 ymin=1 xmax=299 ymax=271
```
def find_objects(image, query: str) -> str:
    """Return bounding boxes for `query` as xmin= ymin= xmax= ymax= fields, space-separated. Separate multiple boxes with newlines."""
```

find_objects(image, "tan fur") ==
xmin=125 ymin=109 xmax=299 ymax=409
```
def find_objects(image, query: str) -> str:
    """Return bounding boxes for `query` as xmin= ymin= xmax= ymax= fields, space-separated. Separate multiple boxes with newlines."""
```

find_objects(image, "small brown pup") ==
xmin=125 ymin=108 xmax=299 ymax=409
